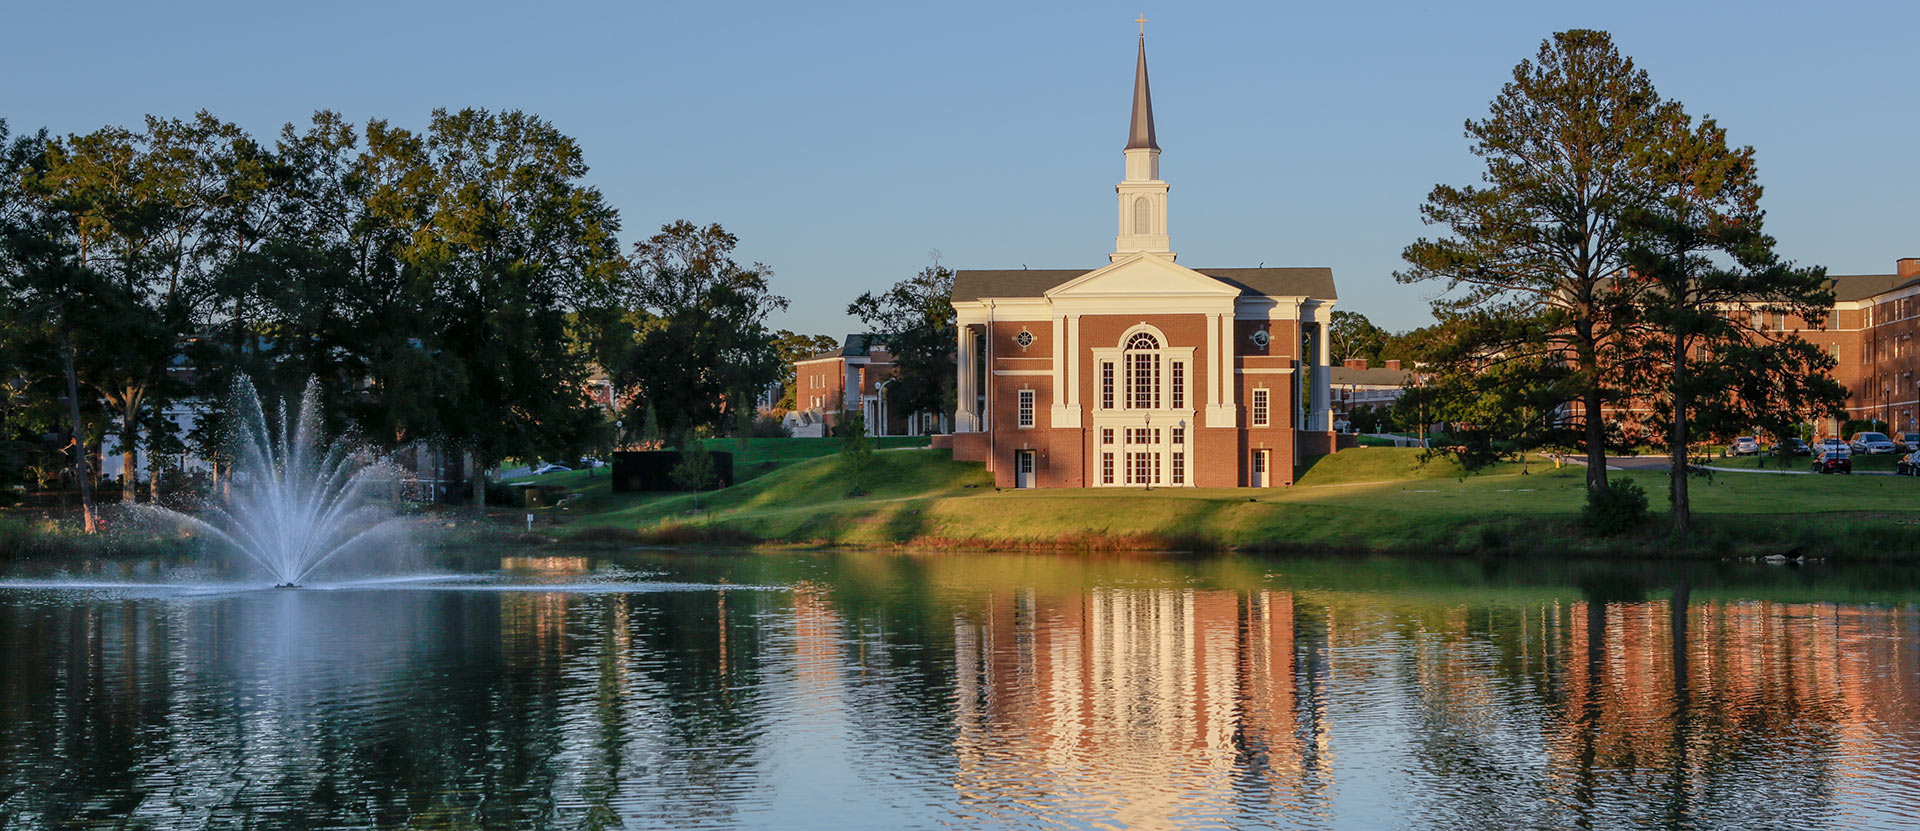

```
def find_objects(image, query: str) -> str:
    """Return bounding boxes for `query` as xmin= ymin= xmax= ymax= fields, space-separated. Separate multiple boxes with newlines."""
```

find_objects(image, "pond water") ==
xmin=2 ymin=550 xmax=1919 ymax=830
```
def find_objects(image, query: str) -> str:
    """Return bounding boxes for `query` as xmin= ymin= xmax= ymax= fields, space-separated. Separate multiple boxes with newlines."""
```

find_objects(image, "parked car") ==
xmin=1730 ymin=436 xmax=1760 ymax=456
xmin=1898 ymin=433 xmax=1920 ymax=452
xmin=1849 ymin=432 xmax=1897 ymax=454
xmin=1898 ymin=451 xmax=1920 ymax=476
xmin=530 ymin=463 xmax=572 ymax=475
xmin=576 ymin=456 xmax=606 ymax=469
xmin=1812 ymin=446 xmax=1853 ymax=474
xmin=1774 ymin=437 xmax=1810 ymax=456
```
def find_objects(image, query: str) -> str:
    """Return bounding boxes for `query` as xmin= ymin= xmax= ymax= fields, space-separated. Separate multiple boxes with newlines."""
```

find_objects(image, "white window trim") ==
xmin=1017 ymin=389 xmax=1035 ymax=428
xmin=1252 ymin=387 xmax=1271 ymax=428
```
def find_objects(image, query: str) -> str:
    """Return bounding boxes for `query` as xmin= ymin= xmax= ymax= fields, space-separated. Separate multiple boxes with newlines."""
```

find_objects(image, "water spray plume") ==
xmin=150 ymin=378 xmax=405 ymax=586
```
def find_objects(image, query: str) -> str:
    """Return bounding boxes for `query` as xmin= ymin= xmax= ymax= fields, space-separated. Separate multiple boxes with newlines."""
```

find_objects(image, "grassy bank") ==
xmin=536 ymin=445 xmax=1920 ymax=559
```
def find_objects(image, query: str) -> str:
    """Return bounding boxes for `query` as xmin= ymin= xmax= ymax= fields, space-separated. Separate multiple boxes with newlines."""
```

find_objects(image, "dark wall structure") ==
xmin=610 ymin=451 xmax=734 ymax=493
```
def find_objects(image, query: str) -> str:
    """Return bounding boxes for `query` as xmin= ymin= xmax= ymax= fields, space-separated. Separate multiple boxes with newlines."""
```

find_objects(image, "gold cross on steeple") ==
xmin=1135 ymin=14 xmax=1147 ymax=35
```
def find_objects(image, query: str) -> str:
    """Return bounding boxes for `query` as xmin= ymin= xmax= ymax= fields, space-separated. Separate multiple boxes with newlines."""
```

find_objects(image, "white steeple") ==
xmin=1113 ymin=33 xmax=1172 ymax=262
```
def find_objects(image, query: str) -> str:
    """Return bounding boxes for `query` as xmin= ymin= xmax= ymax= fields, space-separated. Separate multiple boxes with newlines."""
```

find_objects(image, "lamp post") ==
xmin=1143 ymin=411 xmax=1153 ymax=491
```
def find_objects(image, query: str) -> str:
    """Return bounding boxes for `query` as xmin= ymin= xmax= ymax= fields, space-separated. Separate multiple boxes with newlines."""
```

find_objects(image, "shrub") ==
xmin=1582 ymin=478 xmax=1648 ymax=535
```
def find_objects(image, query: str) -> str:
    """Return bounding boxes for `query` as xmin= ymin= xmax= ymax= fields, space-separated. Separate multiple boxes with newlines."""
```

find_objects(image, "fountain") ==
xmin=153 ymin=378 xmax=407 ymax=587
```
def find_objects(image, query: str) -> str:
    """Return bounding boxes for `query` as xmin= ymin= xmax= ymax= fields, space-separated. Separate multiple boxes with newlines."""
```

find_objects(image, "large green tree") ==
xmin=847 ymin=259 xmax=955 ymax=425
xmin=1327 ymin=310 xmax=1390 ymax=365
xmin=615 ymin=221 xmax=787 ymax=438
xmin=1398 ymin=30 xmax=1666 ymax=500
xmin=1621 ymin=107 xmax=1844 ymax=532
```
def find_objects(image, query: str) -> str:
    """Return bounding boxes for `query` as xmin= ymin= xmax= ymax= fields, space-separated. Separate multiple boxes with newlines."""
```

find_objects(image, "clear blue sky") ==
xmin=5 ymin=0 xmax=1913 ymax=335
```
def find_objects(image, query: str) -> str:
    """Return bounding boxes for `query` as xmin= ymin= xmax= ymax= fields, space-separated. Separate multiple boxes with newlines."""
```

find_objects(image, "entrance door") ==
xmin=1015 ymin=450 xmax=1036 ymax=489
xmin=1251 ymin=450 xmax=1269 ymax=488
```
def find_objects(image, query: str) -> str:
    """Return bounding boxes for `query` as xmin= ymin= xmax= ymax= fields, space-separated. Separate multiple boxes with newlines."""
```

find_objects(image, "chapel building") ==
xmin=946 ymin=34 xmax=1339 ymax=488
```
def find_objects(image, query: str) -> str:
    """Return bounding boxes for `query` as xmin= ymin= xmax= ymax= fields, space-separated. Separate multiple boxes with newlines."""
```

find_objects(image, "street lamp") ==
xmin=1143 ymin=411 xmax=1153 ymax=491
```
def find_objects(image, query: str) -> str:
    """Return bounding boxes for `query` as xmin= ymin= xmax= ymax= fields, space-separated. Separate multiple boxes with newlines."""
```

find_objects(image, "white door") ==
xmin=1015 ymin=450 xmax=1036 ymax=489
xmin=1251 ymin=450 xmax=1269 ymax=488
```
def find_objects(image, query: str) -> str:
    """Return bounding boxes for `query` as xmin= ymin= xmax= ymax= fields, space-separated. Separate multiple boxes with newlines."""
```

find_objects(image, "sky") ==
xmin=4 ymin=0 xmax=1913 ymax=336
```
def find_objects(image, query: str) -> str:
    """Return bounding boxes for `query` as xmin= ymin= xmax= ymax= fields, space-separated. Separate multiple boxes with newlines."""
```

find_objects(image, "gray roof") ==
xmin=1127 ymin=36 xmax=1158 ymax=151
xmin=1829 ymin=273 xmax=1917 ymax=302
xmin=1329 ymin=367 xmax=1412 ymax=387
xmin=951 ymin=266 xmax=1337 ymax=302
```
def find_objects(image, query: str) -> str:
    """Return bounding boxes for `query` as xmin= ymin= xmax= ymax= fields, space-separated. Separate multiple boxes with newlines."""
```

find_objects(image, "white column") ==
xmin=1205 ymin=314 xmax=1221 ymax=407
xmin=1219 ymin=313 xmax=1235 ymax=409
xmin=1067 ymin=315 xmax=1081 ymax=407
xmin=1050 ymin=314 xmax=1081 ymax=428
xmin=1313 ymin=320 xmax=1332 ymax=431
xmin=955 ymin=324 xmax=979 ymax=432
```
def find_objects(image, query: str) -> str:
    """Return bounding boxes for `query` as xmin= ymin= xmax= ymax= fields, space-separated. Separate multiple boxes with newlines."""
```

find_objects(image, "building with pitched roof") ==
xmin=789 ymin=334 xmax=948 ymax=438
xmin=945 ymin=34 xmax=1339 ymax=488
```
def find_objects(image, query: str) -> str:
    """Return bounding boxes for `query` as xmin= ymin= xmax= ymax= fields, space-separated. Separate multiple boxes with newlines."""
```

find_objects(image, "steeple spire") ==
xmin=1113 ymin=27 xmax=1171 ymax=261
xmin=1126 ymin=34 xmax=1159 ymax=151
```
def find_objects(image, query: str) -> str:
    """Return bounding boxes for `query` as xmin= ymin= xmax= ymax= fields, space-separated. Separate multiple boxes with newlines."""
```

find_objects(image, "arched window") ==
xmin=1125 ymin=332 xmax=1160 ymax=409
xmin=1132 ymin=197 xmax=1151 ymax=235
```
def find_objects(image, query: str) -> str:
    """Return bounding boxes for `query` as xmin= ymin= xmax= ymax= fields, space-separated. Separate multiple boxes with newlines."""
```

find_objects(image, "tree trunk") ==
xmin=119 ymin=402 xmax=140 ymax=504
xmin=1583 ymin=384 xmax=1608 ymax=498
xmin=1670 ymin=334 xmax=1691 ymax=535
xmin=467 ymin=448 xmax=486 ymax=517
xmin=59 ymin=325 xmax=97 ymax=533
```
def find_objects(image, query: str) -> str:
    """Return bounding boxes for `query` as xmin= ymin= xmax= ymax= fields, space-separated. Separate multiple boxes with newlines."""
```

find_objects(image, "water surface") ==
xmin=2 ymin=550 xmax=1918 ymax=830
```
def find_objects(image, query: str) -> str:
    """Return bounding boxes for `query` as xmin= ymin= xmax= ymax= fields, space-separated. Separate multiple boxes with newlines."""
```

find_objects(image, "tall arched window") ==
xmin=1132 ymin=197 xmax=1151 ymax=235
xmin=1125 ymin=332 xmax=1160 ymax=409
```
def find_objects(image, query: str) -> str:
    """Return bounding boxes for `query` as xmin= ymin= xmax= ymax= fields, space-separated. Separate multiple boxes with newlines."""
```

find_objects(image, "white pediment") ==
xmin=1044 ymin=253 xmax=1241 ymax=300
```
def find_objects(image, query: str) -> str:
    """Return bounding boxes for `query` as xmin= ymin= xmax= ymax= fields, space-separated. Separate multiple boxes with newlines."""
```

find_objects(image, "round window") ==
xmin=1015 ymin=330 xmax=1034 ymax=348
xmin=1251 ymin=329 xmax=1270 ymax=348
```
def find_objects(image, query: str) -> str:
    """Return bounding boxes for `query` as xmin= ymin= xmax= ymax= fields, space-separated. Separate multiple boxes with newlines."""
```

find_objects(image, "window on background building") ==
xmin=1125 ymin=332 xmax=1161 ymax=409
xmin=1774 ymin=311 xmax=1786 ymax=330
xmin=1171 ymin=361 xmax=1185 ymax=409
xmin=1017 ymin=390 xmax=1034 ymax=428
xmin=1101 ymin=361 xmax=1115 ymax=409
xmin=1752 ymin=310 xmax=1763 ymax=329
xmin=1252 ymin=388 xmax=1270 ymax=427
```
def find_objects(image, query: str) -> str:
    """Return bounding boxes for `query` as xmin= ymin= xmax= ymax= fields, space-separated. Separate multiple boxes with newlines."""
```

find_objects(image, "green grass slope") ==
xmin=544 ymin=445 xmax=1920 ymax=558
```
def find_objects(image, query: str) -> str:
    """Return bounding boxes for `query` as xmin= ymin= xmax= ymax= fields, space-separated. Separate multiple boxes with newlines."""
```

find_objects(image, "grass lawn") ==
xmin=522 ymin=443 xmax=1920 ymax=559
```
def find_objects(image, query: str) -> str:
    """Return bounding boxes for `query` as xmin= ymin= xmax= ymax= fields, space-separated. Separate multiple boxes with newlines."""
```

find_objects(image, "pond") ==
xmin=2 ymin=549 xmax=1918 ymax=830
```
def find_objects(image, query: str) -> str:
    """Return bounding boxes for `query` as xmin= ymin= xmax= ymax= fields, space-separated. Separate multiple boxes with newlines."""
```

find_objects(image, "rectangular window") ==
xmin=1172 ymin=451 xmax=1185 ymax=485
xmin=1017 ymin=390 xmax=1035 ymax=428
xmin=1773 ymin=311 xmax=1786 ymax=331
xmin=1101 ymin=453 xmax=1114 ymax=484
xmin=1101 ymin=361 xmax=1115 ymax=410
xmin=1171 ymin=427 xmax=1184 ymax=446
xmin=1171 ymin=361 xmax=1185 ymax=409
xmin=1101 ymin=428 xmax=1114 ymax=445
xmin=1252 ymin=388 xmax=1270 ymax=428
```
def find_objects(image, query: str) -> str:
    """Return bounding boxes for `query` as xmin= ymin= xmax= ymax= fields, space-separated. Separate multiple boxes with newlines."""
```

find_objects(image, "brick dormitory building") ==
xmin=941 ymin=34 xmax=1339 ymax=488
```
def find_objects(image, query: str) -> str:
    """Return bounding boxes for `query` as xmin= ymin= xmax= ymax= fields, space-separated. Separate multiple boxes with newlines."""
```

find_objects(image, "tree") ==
xmin=616 ymin=221 xmax=788 ymax=438
xmin=403 ymin=109 xmax=624 ymax=512
xmin=1394 ymin=311 xmax=1578 ymax=469
xmin=847 ymin=257 xmax=955 ymax=424
xmin=1620 ymin=106 xmax=1844 ymax=533
xmin=1398 ymin=30 xmax=1667 ymax=501
xmin=771 ymin=329 xmax=840 ymax=411
xmin=1328 ymin=310 xmax=1389 ymax=365
xmin=839 ymin=411 xmax=873 ymax=496
xmin=669 ymin=430 xmax=718 ymax=507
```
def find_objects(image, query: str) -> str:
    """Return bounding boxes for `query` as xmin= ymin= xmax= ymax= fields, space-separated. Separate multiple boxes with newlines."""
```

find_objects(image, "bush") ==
xmin=1842 ymin=419 xmax=1889 ymax=437
xmin=1583 ymin=478 xmax=1648 ymax=535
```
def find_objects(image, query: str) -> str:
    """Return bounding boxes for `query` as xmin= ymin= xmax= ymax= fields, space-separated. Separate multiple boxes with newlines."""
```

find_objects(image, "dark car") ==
xmin=1899 ymin=451 xmax=1920 ymax=476
xmin=1774 ymin=437 xmax=1811 ymax=456
xmin=1898 ymin=433 xmax=1920 ymax=453
xmin=1812 ymin=446 xmax=1853 ymax=474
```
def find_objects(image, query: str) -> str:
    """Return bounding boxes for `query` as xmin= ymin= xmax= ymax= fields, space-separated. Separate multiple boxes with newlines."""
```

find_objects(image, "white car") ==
xmin=1849 ymin=432 xmax=1896 ymax=455
xmin=530 ymin=463 xmax=573 ymax=475
xmin=1731 ymin=436 xmax=1760 ymax=456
